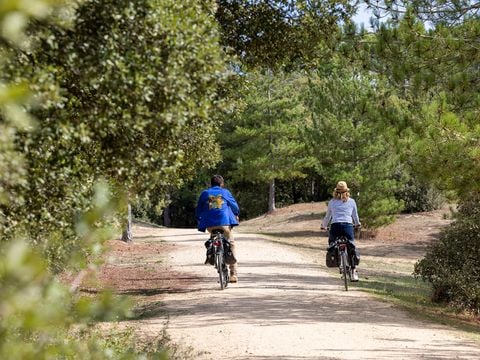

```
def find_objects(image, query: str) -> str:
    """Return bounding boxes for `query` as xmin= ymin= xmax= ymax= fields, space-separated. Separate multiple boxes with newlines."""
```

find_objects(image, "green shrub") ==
xmin=414 ymin=198 xmax=480 ymax=314
xmin=396 ymin=177 xmax=445 ymax=213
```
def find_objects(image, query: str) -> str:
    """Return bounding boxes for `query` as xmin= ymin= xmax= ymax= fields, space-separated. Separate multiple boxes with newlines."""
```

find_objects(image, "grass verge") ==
xmin=349 ymin=257 xmax=480 ymax=341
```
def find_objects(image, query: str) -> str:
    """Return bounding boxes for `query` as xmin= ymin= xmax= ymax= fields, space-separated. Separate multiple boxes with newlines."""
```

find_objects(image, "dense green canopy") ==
xmin=2 ymin=0 xmax=225 ymax=268
xmin=1 ymin=1 xmax=480 ymax=354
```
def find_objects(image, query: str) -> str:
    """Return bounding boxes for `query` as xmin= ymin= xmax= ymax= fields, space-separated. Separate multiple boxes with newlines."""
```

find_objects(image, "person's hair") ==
xmin=211 ymin=175 xmax=224 ymax=187
xmin=332 ymin=190 xmax=350 ymax=202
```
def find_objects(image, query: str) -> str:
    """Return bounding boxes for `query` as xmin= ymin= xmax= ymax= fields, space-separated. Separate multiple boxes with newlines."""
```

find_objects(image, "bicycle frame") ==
xmin=334 ymin=237 xmax=353 ymax=291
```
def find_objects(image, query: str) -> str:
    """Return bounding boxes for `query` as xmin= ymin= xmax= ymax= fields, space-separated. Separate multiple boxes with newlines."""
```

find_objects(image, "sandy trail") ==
xmin=135 ymin=226 xmax=480 ymax=360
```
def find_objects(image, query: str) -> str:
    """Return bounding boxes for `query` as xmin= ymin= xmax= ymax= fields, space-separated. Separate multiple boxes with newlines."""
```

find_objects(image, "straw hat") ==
xmin=334 ymin=181 xmax=350 ymax=193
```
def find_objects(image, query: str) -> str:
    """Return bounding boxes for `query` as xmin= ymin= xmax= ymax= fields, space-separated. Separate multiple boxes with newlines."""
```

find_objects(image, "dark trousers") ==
xmin=328 ymin=222 xmax=358 ymax=269
xmin=328 ymin=222 xmax=355 ymax=244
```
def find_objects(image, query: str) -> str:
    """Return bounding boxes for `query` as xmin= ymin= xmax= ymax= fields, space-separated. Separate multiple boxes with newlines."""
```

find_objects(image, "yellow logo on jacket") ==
xmin=208 ymin=195 xmax=224 ymax=210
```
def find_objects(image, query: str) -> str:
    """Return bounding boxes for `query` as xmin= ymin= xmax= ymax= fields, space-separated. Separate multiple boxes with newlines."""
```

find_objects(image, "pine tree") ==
xmin=304 ymin=66 xmax=405 ymax=228
xmin=362 ymin=1 xmax=480 ymax=196
xmin=222 ymin=70 xmax=314 ymax=212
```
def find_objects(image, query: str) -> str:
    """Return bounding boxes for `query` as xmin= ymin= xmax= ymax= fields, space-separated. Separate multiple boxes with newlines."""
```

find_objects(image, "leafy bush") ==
xmin=414 ymin=199 xmax=480 ymax=314
xmin=0 ymin=239 xmax=161 ymax=359
xmin=395 ymin=173 xmax=445 ymax=213
xmin=0 ymin=0 xmax=223 ymax=357
xmin=2 ymin=0 xmax=224 ymax=269
xmin=398 ymin=185 xmax=444 ymax=213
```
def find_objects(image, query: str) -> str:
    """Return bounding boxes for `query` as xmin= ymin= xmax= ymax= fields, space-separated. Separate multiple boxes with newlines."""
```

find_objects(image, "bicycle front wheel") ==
xmin=215 ymin=253 xmax=226 ymax=290
xmin=341 ymin=251 xmax=349 ymax=291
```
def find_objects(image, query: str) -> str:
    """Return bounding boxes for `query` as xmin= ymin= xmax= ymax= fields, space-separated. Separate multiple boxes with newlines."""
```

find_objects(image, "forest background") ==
xmin=1 ymin=0 xmax=479 ymax=358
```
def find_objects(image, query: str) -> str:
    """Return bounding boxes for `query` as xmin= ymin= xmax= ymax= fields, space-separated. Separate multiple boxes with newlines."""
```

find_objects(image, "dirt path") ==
xmin=131 ymin=225 xmax=480 ymax=360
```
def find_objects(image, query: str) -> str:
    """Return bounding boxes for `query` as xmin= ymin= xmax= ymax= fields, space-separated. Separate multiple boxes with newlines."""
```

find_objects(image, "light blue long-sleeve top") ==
xmin=322 ymin=198 xmax=360 ymax=228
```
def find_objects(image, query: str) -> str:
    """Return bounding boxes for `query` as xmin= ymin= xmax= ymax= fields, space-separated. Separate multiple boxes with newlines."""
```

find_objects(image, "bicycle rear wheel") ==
xmin=215 ymin=253 xmax=226 ymax=290
xmin=341 ymin=251 xmax=349 ymax=291
xmin=223 ymin=260 xmax=229 ymax=288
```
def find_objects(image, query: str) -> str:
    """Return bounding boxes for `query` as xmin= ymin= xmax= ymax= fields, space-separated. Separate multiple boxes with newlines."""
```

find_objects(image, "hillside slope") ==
xmin=239 ymin=201 xmax=453 ymax=263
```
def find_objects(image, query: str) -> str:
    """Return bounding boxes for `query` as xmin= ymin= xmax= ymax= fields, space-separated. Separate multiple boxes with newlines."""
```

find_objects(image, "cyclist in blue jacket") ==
xmin=321 ymin=181 xmax=361 ymax=281
xmin=196 ymin=175 xmax=240 ymax=282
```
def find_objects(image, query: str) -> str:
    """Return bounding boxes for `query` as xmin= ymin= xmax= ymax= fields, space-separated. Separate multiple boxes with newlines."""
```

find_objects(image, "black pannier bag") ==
xmin=347 ymin=242 xmax=360 ymax=266
xmin=325 ymin=241 xmax=360 ymax=268
xmin=223 ymin=238 xmax=237 ymax=265
xmin=325 ymin=244 xmax=338 ymax=267
xmin=204 ymin=239 xmax=214 ymax=265
xmin=204 ymin=238 xmax=237 ymax=265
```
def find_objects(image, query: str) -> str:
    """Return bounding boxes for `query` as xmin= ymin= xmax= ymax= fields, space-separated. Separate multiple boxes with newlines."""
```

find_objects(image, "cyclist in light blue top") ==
xmin=321 ymin=181 xmax=361 ymax=281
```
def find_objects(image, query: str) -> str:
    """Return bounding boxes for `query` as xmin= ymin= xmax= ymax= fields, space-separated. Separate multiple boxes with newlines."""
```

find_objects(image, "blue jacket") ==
xmin=195 ymin=186 xmax=240 ymax=232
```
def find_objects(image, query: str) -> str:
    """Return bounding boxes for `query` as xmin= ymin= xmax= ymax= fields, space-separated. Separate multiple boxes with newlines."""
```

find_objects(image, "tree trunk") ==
xmin=163 ymin=204 xmax=172 ymax=227
xmin=268 ymin=179 xmax=276 ymax=213
xmin=121 ymin=203 xmax=133 ymax=242
xmin=266 ymin=69 xmax=276 ymax=214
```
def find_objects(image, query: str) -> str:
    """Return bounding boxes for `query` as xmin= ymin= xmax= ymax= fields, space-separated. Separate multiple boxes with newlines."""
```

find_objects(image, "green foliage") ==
xmin=216 ymin=0 xmax=356 ymax=68
xmin=0 ymin=0 xmax=59 ymax=235
xmin=364 ymin=0 xmax=480 ymax=25
xmin=363 ymin=0 xmax=480 ymax=316
xmin=0 ymin=236 xmax=165 ymax=359
xmin=304 ymin=68 xmax=404 ymax=228
xmin=0 ymin=178 xmax=168 ymax=358
xmin=395 ymin=175 xmax=445 ymax=213
xmin=133 ymin=175 xmax=210 ymax=228
xmin=223 ymin=70 xmax=313 ymax=183
xmin=218 ymin=70 xmax=315 ymax=212
xmin=230 ymin=181 xmax=269 ymax=220
xmin=40 ymin=0 xmax=223 ymax=191
xmin=414 ymin=198 xmax=480 ymax=314
xmin=408 ymin=95 xmax=480 ymax=197
xmin=275 ymin=174 xmax=330 ymax=206
xmin=2 ymin=0 xmax=225 ymax=268
xmin=0 ymin=0 xmax=226 ymax=357
xmin=359 ymin=7 xmax=480 ymax=199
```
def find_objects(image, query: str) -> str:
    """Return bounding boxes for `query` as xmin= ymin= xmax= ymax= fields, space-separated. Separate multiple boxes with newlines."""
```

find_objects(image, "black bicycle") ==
xmin=208 ymin=229 xmax=230 ymax=289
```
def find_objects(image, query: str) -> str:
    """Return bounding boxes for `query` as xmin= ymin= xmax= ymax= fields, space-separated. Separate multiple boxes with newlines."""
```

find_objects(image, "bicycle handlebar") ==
xmin=321 ymin=224 xmax=361 ymax=231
